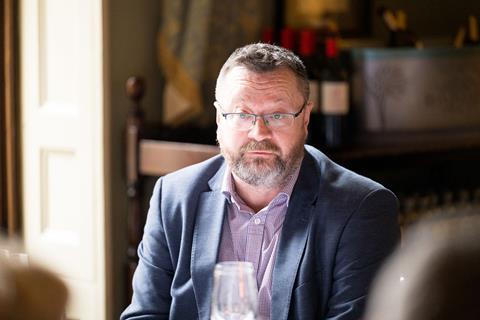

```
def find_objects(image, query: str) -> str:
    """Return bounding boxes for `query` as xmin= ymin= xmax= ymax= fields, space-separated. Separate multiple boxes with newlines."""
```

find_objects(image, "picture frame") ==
xmin=284 ymin=0 xmax=372 ymax=37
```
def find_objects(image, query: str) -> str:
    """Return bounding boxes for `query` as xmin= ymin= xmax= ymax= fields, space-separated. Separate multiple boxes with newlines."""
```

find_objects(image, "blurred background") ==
xmin=2 ymin=0 xmax=480 ymax=319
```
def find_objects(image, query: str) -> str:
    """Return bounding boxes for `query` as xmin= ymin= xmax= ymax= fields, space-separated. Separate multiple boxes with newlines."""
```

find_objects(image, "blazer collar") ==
xmin=271 ymin=150 xmax=320 ymax=320
xmin=191 ymin=162 xmax=227 ymax=319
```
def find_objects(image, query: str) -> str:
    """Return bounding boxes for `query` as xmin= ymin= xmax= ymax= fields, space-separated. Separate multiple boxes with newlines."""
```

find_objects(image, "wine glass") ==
xmin=211 ymin=261 xmax=258 ymax=320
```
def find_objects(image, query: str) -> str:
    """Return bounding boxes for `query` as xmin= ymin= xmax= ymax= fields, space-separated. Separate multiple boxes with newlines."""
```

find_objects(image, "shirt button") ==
xmin=254 ymin=218 xmax=262 ymax=225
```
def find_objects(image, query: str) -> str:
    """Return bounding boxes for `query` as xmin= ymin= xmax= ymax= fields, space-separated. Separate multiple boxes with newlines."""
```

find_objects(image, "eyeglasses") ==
xmin=215 ymin=101 xmax=306 ymax=131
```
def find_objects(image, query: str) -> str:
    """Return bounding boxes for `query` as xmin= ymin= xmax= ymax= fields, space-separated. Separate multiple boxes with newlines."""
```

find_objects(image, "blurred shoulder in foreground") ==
xmin=0 ymin=243 xmax=68 ymax=320
xmin=365 ymin=213 xmax=480 ymax=320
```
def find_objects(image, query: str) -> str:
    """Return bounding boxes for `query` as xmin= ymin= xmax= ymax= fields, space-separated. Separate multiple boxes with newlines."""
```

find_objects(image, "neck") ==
xmin=231 ymin=174 xmax=282 ymax=213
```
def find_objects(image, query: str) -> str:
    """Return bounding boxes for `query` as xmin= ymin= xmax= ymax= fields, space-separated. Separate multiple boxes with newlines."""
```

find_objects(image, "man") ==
xmin=121 ymin=43 xmax=400 ymax=320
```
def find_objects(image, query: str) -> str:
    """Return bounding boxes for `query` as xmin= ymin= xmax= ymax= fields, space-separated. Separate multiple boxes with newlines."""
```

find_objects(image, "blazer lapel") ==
xmin=191 ymin=166 xmax=227 ymax=319
xmin=271 ymin=153 xmax=319 ymax=320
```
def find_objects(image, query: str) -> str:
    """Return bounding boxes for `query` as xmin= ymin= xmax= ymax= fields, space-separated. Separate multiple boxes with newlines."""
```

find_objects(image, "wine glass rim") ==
xmin=214 ymin=261 xmax=255 ymax=272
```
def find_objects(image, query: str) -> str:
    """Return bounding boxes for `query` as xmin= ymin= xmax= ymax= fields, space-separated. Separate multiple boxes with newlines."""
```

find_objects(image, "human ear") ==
xmin=303 ymin=101 xmax=314 ymax=127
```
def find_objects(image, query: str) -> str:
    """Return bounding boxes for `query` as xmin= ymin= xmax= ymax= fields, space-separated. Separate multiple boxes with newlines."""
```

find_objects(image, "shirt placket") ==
xmin=245 ymin=212 xmax=266 ymax=285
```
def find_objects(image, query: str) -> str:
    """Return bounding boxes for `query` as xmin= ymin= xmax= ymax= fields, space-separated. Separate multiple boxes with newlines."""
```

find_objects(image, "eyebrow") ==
xmin=232 ymin=102 xmax=292 ymax=113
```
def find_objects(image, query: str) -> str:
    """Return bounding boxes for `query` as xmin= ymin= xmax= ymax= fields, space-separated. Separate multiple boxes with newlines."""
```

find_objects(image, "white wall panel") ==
xmin=21 ymin=0 xmax=108 ymax=318
xmin=38 ymin=0 xmax=81 ymax=109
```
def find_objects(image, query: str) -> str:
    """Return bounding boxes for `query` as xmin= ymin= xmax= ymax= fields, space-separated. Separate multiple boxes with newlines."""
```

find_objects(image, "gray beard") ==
xmin=233 ymin=155 xmax=287 ymax=188
xmin=221 ymin=140 xmax=303 ymax=189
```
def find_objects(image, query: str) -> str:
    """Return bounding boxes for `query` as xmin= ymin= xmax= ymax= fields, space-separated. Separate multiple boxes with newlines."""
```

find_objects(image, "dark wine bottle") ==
xmin=465 ymin=15 xmax=479 ymax=46
xmin=262 ymin=27 xmax=274 ymax=44
xmin=298 ymin=29 xmax=321 ymax=146
xmin=280 ymin=27 xmax=296 ymax=51
xmin=378 ymin=6 xmax=421 ymax=48
xmin=319 ymin=37 xmax=349 ymax=148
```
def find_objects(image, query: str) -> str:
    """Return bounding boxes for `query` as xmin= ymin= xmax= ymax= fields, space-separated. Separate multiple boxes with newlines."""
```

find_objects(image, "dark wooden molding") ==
xmin=1 ymin=0 xmax=20 ymax=236
xmin=124 ymin=76 xmax=145 ymax=300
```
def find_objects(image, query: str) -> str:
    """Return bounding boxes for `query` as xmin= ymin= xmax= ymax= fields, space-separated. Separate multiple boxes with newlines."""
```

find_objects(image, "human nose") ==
xmin=248 ymin=115 xmax=272 ymax=141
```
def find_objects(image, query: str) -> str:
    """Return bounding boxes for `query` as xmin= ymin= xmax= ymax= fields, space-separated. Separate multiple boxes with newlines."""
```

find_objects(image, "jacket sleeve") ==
xmin=326 ymin=188 xmax=400 ymax=320
xmin=120 ymin=178 xmax=173 ymax=319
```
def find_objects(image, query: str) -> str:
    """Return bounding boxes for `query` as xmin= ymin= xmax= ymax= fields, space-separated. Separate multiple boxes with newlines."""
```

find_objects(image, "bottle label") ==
xmin=321 ymin=82 xmax=349 ymax=115
xmin=309 ymin=79 xmax=320 ymax=113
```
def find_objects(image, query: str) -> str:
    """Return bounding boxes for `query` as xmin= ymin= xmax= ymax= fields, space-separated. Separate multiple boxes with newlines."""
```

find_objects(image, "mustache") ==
xmin=240 ymin=141 xmax=280 ymax=153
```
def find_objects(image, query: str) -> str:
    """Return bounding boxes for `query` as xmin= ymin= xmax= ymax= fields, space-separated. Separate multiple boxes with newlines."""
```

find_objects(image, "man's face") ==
xmin=216 ymin=66 xmax=312 ymax=188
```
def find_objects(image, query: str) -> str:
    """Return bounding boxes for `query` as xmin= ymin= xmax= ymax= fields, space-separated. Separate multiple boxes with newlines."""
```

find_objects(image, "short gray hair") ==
xmin=216 ymin=43 xmax=309 ymax=102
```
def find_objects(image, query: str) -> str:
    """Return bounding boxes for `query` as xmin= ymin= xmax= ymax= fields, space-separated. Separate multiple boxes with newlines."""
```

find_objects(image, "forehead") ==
xmin=222 ymin=65 xmax=297 ymax=86
xmin=218 ymin=66 xmax=302 ymax=104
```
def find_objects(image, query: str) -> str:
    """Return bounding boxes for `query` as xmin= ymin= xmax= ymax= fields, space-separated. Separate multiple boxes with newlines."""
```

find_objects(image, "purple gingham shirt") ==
xmin=217 ymin=165 xmax=301 ymax=320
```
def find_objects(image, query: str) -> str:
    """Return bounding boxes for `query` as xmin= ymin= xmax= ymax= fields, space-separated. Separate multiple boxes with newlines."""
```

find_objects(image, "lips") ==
xmin=246 ymin=152 xmax=274 ymax=158
xmin=240 ymin=141 xmax=280 ymax=154
xmin=247 ymin=150 xmax=273 ymax=154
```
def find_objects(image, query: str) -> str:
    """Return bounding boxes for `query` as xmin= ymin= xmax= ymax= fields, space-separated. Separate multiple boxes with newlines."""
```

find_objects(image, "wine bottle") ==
xmin=280 ymin=27 xmax=296 ymax=51
xmin=262 ymin=27 xmax=274 ymax=44
xmin=378 ymin=6 xmax=421 ymax=47
xmin=298 ymin=29 xmax=321 ymax=146
xmin=378 ymin=6 xmax=399 ymax=47
xmin=465 ymin=15 xmax=479 ymax=46
xmin=454 ymin=26 xmax=466 ymax=48
xmin=319 ymin=37 xmax=349 ymax=148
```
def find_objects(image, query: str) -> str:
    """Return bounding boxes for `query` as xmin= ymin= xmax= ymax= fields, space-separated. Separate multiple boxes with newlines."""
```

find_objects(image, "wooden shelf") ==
xmin=140 ymin=126 xmax=480 ymax=174
xmin=326 ymin=130 xmax=480 ymax=162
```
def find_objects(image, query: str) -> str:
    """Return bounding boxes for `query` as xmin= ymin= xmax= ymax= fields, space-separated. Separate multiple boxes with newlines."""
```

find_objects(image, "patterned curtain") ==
xmin=157 ymin=0 xmax=273 ymax=127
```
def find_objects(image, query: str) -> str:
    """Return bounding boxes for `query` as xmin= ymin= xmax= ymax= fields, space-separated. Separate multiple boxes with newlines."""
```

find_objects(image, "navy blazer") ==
xmin=121 ymin=145 xmax=400 ymax=320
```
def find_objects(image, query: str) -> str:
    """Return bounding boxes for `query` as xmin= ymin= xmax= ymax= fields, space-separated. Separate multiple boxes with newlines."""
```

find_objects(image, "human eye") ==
xmin=229 ymin=113 xmax=254 ymax=127
xmin=272 ymin=113 xmax=286 ymax=120
xmin=238 ymin=113 xmax=252 ymax=120
xmin=267 ymin=113 xmax=289 ymax=121
xmin=265 ymin=113 xmax=292 ymax=127
xmin=225 ymin=113 xmax=254 ymax=130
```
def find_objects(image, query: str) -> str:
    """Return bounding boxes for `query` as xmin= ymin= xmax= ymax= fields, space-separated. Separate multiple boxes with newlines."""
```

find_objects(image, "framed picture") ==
xmin=284 ymin=0 xmax=371 ymax=37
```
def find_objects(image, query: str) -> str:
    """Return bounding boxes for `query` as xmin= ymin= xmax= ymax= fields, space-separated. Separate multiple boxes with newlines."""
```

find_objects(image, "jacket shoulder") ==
xmin=304 ymin=145 xmax=392 ymax=199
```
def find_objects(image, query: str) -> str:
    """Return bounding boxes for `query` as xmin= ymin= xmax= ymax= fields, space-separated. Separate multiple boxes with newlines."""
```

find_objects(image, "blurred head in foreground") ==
xmin=0 ymin=243 xmax=68 ymax=320
xmin=365 ymin=214 xmax=480 ymax=320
